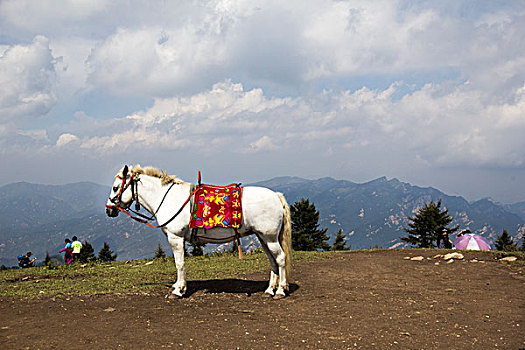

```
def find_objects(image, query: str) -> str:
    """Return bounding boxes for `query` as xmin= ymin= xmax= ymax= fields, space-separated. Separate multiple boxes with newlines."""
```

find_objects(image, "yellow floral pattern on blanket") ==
xmin=190 ymin=184 xmax=243 ymax=229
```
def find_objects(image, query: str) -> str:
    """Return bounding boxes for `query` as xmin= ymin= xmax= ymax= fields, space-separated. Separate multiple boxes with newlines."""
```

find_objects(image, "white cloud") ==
xmin=59 ymin=79 xmax=523 ymax=170
xmin=17 ymin=129 xmax=48 ymax=141
xmin=247 ymin=136 xmax=279 ymax=153
xmin=391 ymin=82 xmax=525 ymax=168
xmin=0 ymin=124 xmax=11 ymax=137
xmin=0 ymin=0 xmax=524 ymax=202
xmin=49 ymin=37 xmax=97 ymax=98
xmin=3 ymin=1 xmax=522 ymax=99
xmin=85 ymin=25 xmax=232 ymax=96
xmin=75 ymin=81 xmax=293 ymax=152
xmin=0 ymin=36 xmax=57 ymax=122
xmin=0 ymin=0 xmax=109 ymax=31
xmin=56 ymin=133 xmax=79 ymax=147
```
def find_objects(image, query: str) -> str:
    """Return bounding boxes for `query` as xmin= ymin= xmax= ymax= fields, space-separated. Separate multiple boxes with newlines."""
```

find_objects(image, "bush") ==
xmin=98 ymin=242 xmax=118 ymax=262
xmin=78 ymin=240 xmax=96 ymax=263
xmin=153 ymin=243 xmax=166 ymax=259
xmin=495 ymin=229 xmax=517 ymax=251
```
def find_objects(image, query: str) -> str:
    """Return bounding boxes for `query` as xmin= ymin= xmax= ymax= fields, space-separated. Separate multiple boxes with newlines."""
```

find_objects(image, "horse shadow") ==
xmin=179 ymin=279 xmax=299 ymax=298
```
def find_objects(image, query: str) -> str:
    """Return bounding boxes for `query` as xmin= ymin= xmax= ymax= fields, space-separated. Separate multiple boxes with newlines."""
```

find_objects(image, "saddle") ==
xmin=189 ymin=183 xmax=243 ymax=230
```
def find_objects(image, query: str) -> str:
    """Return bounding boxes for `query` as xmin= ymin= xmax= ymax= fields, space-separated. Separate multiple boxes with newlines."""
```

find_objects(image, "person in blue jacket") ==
xmin=18 ymin=252 xmax=36 ymax=268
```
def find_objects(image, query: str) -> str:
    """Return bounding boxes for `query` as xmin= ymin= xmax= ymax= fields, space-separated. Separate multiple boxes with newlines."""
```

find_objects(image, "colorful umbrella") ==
xmin=453 ymin=234 xmax=491 ymax=250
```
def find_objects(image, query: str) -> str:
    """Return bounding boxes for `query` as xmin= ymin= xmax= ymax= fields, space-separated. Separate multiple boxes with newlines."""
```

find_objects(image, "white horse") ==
xmin=105 ymin=165 xmax=292 ymax=299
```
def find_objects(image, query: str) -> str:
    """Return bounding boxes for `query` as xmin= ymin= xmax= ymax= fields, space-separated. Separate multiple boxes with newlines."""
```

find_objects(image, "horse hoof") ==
xmin=170 ymin=291 xmax=184 ymax=299
xmin=273 ymin=294 xmax=286 ymax=300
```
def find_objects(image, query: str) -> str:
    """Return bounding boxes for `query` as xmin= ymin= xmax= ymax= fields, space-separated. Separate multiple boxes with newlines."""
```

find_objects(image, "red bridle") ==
xmin=106 ymin=166 xmax=199 ymax=229
xmin=106 ymin=168 xmax=134 ymax=208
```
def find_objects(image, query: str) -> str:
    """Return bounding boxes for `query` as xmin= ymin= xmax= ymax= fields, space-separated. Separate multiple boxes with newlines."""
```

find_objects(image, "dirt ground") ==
xmin=1 ymin=250 xmax=524 ymax=350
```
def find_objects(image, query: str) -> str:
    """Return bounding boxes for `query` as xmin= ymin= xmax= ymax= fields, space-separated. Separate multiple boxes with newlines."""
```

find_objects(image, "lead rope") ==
xmin=117 ymin=186 xmax=200 ymax=229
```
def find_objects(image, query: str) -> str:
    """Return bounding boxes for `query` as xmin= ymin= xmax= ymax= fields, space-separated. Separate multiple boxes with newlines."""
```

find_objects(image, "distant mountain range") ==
xmin=252 ymin=176 xmax=525 ymax=250
xmin=1 ymin=177 xmax=523 ymax=266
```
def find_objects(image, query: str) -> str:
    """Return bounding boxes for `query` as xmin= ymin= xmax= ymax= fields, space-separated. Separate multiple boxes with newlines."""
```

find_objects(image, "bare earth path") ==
xmin=1 ymin=250 xmax=524 ymax=349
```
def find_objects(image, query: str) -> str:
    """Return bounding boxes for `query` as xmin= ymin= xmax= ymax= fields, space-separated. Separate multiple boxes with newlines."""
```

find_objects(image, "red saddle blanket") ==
xmin=189 ymin=184 xmax=243 ymax=229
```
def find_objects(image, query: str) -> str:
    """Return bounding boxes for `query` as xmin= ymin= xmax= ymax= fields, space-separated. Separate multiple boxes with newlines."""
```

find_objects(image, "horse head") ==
xmin=105 ymin=165 xmax=134 ymax=217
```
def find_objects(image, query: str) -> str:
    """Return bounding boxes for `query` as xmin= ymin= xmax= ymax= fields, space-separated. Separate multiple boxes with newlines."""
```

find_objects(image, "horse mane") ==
xmin=132 ymin=165 xmax=184 ymax=185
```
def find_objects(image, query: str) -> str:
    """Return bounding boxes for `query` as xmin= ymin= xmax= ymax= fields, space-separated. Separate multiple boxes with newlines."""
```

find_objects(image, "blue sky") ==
xmin=1 ymin=0 xmax=524 ymax=203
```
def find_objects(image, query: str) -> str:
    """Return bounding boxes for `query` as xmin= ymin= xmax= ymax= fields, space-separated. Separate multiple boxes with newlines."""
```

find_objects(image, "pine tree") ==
xmin=154 ymin=243 xmax=166 ymax=259
xmin=332 ymin=229 xmax=351 ymax=250
xmin=43 ymin=251 xmax=52 ymax=266
xmin=495 ymin=229 xmax=517 ymax=251
xmin=98 ymin=242 xmax=118 ymax=262
xmin=78 ymin=240 xmax=96 ymax=263
xmin=291 ymin=198 xmax=330 ymax=251
xmin=400 ymin=200 xmax=458 ymax=248
xmin=44 ymin=251 xmax=59 ymax=269
xmin=520 ymin=239 xmax=525 ymax=252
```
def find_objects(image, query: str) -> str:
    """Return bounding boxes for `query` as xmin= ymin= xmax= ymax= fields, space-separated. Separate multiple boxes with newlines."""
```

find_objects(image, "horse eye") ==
xmin=113 ymin=186 xmax=119 ymax=192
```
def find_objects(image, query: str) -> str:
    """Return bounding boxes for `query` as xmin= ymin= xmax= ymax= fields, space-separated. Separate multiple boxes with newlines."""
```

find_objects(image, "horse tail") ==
xmin=277 ymin=192 xmax=292 ymax=285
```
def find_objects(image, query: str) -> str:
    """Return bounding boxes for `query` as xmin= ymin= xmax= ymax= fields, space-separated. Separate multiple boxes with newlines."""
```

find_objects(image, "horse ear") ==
xmin=122 ymin=165 xmax=129 ymax=178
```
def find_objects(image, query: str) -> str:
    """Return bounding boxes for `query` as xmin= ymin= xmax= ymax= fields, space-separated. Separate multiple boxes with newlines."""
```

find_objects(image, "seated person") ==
xmin=18 ymin=252 xmax=36 ymax=268
xmin=437 ymin=229 xmax=453 ymax=249
xmin=456 ymin=229 xmax=471 ymax=238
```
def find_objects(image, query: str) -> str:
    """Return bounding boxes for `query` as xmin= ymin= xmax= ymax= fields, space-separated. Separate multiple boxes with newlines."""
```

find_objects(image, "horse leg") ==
xmin=256 ymin=233 xmax=279 ymax=296
xmin=257 ymin=233 xmax=289 ymax=298
xmin=167 ymin=233 xmax=186 ymax=297
xmin=265 ymin=241 xmax=288 ymax=299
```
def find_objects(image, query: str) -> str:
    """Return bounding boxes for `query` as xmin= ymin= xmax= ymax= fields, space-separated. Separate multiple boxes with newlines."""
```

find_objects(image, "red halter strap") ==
xmin=115 ymin=206 xmax=156 ymax=228
xmin=116 ymin=171 xmax=133 ymax=203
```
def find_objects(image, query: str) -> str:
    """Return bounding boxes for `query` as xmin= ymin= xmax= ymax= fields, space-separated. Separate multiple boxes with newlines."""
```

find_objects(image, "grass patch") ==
xmin=0 ymin=250 xmax=335 ymax=299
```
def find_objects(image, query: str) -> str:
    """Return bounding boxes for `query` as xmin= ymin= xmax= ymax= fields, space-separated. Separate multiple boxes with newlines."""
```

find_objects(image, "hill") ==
xmin=253 ymin=176 xmax=524 ymax=249
xmin=0 ymin=177 xmax=524 ymax=265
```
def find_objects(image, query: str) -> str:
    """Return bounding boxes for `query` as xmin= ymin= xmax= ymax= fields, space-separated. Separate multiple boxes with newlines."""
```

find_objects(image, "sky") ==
xmin=0 ymin=0 xmax=524 ymax=204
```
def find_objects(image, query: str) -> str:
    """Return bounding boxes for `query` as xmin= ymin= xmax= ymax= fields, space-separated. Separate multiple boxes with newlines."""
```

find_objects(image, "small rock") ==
xmin=410 ymin=256 xmax=424 ymax=261
xmin=444 ymin=252 xmax=464 ymax=260
xmin=446 ymin=259 xmax=455 ymax=264
xmin=103 ymin=307 xmax=116 ymax=312
xmin=403 ymin=257 xmax=411 ymax=260
xmin=499 ymin=256 xmax=517 ymax=262
xmin=144 ymin=261 xmax=154 ymax=265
